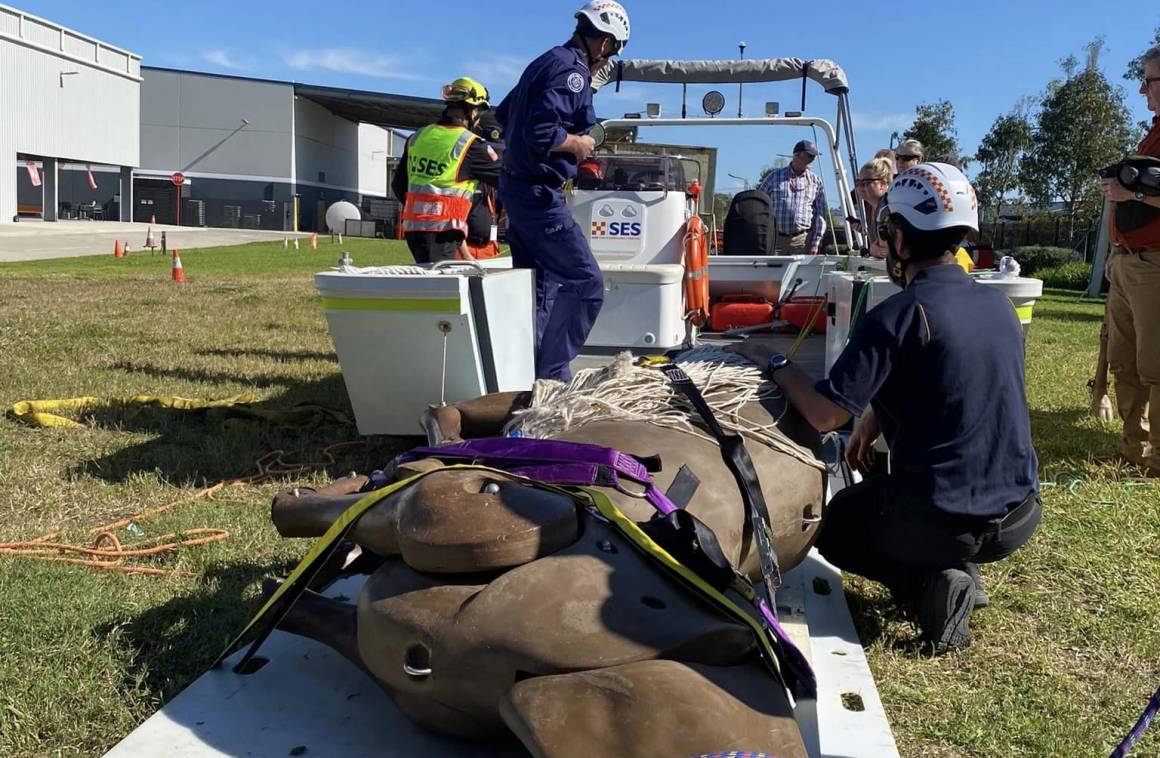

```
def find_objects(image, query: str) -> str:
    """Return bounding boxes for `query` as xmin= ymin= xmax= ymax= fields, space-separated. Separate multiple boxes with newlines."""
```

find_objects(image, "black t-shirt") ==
xmin=817 ymin=264 xmax=1038 ymax=519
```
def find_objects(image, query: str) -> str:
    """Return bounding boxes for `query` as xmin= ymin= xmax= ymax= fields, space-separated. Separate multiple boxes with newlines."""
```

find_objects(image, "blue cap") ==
xmin=793 ymin=140 xmax=820 ymax=157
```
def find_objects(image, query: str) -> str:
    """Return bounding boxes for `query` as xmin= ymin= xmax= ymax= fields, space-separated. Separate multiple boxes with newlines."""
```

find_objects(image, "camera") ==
xmin=1098 ymin=155 xmax=1160 ymax=196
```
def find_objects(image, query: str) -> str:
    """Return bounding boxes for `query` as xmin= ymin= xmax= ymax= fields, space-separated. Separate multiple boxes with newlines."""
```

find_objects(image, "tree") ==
xmin=712 ymin=193 xmax=733 ymax=227
xmin=1124 ymin=27 xmax=1160 ymax=83
xmin=902 ymin=100 xmax=961 ymax=164
xmin=974 ymin=110 xmax=1033 ymax=222
xmin=1019 ymin=40 xmax=1134 ymax=238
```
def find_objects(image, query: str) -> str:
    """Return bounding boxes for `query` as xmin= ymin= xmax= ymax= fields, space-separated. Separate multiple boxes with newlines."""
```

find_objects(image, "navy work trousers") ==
xmin=816 ymin=474 xmax=1042 ymax=599
xmin=500 ymin=175 xmax=603 ymax=381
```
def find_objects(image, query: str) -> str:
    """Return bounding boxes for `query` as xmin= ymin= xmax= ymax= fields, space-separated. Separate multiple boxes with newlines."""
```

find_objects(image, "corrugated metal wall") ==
xmin=0 ymin=4 xmax=140 ymax=222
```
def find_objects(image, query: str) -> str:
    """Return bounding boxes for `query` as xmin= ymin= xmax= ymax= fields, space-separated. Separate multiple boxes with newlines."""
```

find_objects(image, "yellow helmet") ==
xmin=442 ymin=77 xmax=490 ymax=109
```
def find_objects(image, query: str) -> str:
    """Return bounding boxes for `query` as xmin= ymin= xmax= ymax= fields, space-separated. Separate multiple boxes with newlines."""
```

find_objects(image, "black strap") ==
xmin=664 ymin=464 xmax=700 ymax=509
xmin=658 ymin=364 xmax=782 ymax=588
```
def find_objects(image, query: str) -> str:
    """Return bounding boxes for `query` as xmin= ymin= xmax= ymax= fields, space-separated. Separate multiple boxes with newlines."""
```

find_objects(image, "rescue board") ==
xmin=104 ymin=552 xmax=899 ymax=757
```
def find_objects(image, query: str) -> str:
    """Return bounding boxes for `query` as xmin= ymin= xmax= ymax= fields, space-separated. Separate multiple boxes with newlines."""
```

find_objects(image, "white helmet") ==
xmin=883 ymin=162 xmax=978 ymax=233
xmin=575 ymin=1 xmax=631 ymax=49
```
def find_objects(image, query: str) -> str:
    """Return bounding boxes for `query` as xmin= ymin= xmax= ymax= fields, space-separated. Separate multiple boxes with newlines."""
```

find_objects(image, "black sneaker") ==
xmin=918 ymin=569 xmax=975 ymax=654
xmin=964 ymin=562 xmax=990 ymax=609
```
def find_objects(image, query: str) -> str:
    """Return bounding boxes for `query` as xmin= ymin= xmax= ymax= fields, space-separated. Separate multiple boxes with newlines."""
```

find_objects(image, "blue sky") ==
xmin=19 ymin=0 xmax=1160 ymax=195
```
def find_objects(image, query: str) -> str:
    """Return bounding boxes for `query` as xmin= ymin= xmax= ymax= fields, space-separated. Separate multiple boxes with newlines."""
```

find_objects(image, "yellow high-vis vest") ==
xmin=401 ymin=124 xmax=479 ymax=235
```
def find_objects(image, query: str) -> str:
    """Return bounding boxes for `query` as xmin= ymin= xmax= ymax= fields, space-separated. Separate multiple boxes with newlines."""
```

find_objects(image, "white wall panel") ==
xmin=0 ymin=6 xmax=140 ymax=222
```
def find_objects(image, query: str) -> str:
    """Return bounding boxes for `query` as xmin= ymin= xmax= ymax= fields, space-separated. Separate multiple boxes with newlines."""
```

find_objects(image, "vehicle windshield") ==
xmin=576 ymin=154 xmax=689 ymax=192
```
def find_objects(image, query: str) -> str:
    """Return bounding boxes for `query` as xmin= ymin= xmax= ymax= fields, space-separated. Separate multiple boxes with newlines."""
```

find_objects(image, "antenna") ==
xmin=737 ymin=42 xmax=746 ymax=118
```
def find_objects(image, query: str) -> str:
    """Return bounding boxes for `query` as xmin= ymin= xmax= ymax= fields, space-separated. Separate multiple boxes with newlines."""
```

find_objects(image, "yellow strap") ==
xmin=9 ymin=393 xmax=349 ymax=429
xmin=580 ymin=487 xmax=785 ymax=687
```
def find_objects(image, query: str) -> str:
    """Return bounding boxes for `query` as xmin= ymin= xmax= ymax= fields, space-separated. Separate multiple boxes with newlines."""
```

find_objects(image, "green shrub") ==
xmin=1004 ymin=246 xmax=1081 ymax=276
xmin=1036 ymin=261 xmax=1092 ymax=290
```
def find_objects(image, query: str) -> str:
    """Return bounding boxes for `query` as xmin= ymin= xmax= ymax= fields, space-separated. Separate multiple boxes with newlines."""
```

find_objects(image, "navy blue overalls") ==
xmin=496 ymin=40 xmax=602 ymax=381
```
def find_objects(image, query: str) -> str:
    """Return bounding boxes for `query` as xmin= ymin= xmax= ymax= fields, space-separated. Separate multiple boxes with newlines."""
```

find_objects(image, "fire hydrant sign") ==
xmin=171 ymin=172 xmax=186 ymax=186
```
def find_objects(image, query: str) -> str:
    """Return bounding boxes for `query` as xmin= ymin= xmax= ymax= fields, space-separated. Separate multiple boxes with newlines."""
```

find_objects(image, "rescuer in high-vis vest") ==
xmin=392 ymin=77 xmax=501 ymax=263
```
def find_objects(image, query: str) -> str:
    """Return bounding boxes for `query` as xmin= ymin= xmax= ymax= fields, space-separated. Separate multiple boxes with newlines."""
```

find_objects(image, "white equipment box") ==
xmin=570 ymin=158 xmax=692 ymax=349
xmin=315 ymin=263 xmax=535 ymax=436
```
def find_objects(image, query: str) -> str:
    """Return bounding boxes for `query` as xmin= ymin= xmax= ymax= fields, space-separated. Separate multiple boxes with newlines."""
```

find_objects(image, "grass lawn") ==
xmin=0 ymin=240 xmax=1157 ymax=757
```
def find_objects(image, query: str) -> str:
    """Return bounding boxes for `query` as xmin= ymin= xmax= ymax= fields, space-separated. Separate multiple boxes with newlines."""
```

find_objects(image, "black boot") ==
xmin=964 ymin=562 xmax=990 ymax=609
xmin=918 ymin=568 xmax=975 ymax=654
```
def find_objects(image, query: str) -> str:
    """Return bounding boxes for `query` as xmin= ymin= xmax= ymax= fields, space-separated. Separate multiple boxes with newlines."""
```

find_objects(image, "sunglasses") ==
xmin=896 ymin=154 xmax=920 ymax=161
xmin=1145 ymin=77 xmax=1160 ymax=87
xmin=855 ymin=178 xmax=885 ymax=186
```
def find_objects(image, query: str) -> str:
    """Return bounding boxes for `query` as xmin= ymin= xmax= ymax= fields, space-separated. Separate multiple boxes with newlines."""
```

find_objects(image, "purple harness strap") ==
xmin=400 ymin=438 xmax=680 ymax=516
xmin=399 ymin=436 xmax=816 ymax=696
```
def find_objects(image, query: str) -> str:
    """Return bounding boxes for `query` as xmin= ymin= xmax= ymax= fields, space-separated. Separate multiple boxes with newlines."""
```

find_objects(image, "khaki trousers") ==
xmin=772 ymin=230 xmax=809 ymax=256
xmin=1106 ymin=249 xmax=1160 ymax=470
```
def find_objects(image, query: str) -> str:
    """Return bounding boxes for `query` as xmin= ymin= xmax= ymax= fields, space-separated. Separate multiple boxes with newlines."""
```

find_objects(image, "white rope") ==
xmin=336 ymin=264 xmax=436 ymax=276
xmin=504 ymin=347 xmax=824 ymax=471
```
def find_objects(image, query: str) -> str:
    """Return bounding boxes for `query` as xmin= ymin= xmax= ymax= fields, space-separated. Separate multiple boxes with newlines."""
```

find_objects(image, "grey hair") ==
xmin=1143 ymin=45 xmax=1160 ymax=69
xmin=897 ymin=139 xmax=925 ymax=159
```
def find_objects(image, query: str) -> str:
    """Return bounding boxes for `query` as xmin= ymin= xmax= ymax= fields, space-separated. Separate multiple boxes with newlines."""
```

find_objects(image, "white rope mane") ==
xmin=504 ymin=345 xmax=824 ymax=471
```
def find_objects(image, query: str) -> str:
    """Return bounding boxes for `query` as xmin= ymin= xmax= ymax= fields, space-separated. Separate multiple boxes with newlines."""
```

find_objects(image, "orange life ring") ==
xmin=683 ymin=215 xmax=710 ymax=327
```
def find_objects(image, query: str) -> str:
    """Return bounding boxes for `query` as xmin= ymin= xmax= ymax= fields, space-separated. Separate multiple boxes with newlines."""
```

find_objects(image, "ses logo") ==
xmin=590 ymin=221 xmax=642 ymax=238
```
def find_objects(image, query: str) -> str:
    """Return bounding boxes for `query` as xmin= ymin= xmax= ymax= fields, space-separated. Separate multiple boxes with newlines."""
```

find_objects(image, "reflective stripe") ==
xmin=450 ymin=129 xmax=476 ymax=161
xmin=1013 ymin=304 xmax=1034 ymax=323
xmin=407 ymin=183 xmax=473 ymax=199
xmin=321 ymin=297 xmax=462 ymax=313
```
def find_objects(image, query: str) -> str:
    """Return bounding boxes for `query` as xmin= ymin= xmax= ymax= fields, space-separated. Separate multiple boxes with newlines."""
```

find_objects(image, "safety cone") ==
xmin=114 ymin=240 xmax=123 ymax=258
xmin=123 ymin=243 xmax=131 ymax=256
xmin=171 ymin=250 xmax=186 ymax=283
xmin=145 ymin=219 xmax=156 ymax=250
xmin=310 ymin=233 xmax=318 ymax=251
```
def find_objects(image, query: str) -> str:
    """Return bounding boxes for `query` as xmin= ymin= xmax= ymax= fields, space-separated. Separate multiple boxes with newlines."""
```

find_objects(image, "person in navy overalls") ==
xmin=496 ymin=2 xmax=631 ymax=381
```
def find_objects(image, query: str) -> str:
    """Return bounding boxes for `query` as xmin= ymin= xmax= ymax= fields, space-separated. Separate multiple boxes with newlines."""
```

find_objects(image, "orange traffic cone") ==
xmin=310 ymin=233 xmax=318 ymax=251
xmin=145 ymin=223 xmax=156 ymax=250
xmin=171 ymin=250 xmax=186 ymax=283
xmin=114 ymin=240 xmax=123 ymax=258
xmin=123 ymin=242 xmax=131 ymax=256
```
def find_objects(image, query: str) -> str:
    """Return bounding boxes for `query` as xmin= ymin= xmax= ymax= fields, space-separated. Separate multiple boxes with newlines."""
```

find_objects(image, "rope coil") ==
xmin=504 ymin=347 xmax=824 ymax=471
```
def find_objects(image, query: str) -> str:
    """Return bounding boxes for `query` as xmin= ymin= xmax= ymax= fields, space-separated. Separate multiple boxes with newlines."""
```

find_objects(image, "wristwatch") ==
xmin=768 ymin=353 xmax=791 ymax=374
xmin=1135 ymin=191 xmax=1146 ymax=201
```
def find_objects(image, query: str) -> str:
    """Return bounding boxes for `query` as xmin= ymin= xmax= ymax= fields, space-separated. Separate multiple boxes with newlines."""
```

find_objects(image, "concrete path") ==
xmin=0 ymin=221 xmax=308 ymax=262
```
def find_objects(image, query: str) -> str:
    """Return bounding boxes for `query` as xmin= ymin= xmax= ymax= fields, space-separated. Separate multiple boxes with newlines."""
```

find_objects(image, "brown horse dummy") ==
xmin=265 ymin=350 xmax=826 ymax=756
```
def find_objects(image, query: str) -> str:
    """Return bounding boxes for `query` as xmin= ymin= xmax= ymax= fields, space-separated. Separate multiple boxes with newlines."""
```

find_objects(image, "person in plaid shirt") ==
xmin=757 ymin=139 xmax=828 ymax=254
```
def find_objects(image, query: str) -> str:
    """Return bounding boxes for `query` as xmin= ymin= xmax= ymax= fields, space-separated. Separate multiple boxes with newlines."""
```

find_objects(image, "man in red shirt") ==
xmin=1100 ymin=44 xmax=1160 ymax=475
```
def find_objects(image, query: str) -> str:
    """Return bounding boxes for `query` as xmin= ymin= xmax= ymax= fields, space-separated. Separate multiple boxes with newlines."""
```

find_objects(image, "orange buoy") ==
xmin=683 ymin=215 xmax=710 ymax=327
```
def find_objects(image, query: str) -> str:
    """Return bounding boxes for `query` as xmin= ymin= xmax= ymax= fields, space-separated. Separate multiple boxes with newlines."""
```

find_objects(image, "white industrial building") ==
xmin=0 ymin=4 xmax=140 ymax=223
xmin=0 ymin=3 xmax=501 ymax=233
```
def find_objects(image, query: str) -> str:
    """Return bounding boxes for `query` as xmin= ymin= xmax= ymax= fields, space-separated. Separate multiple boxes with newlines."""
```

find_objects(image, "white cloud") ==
xmin=285 ymin=48 xmax=427 ymax=81
xmin=202 ymin=50 xmax=245 ymax=70
xmin=850 ymin=110 xmax=913 ymax=131
xmin=461 ymin=55 xmax=527 ymax=90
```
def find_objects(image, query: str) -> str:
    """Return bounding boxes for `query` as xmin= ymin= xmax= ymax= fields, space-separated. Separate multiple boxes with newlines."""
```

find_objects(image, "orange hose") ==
xmin=0 ymin=441 xmax=365 ymax=578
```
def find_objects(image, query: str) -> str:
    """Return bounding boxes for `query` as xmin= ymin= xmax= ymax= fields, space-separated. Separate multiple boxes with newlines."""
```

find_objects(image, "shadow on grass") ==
xmin=1030 ymin=407 xmax=1121 ymax=468
xmin=195 ymin=347 xmax=337 ymax=362
xmin=1033 ymin=309 xmax=1104 ymax=325
xmin=111 ymin=359 xmax=301 ymax=389
xmin=95 ymin=560 xmax=293 ymax=703
xmin=70 ymin=373 xmax=415 ymax=486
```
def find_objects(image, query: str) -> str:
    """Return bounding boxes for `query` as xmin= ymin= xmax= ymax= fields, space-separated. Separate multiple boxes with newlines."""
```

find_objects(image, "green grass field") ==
xmin=0 ymin=239 xmax=1157 ymax=757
